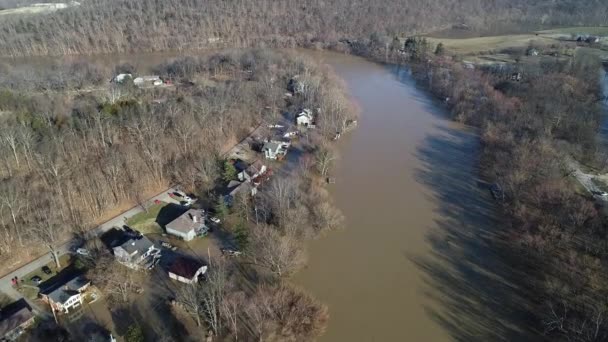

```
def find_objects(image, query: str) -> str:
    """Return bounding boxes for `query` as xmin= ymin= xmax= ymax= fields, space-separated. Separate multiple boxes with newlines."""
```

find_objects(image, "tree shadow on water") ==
xmin=412 ymin=124 xmax=543 ymax=342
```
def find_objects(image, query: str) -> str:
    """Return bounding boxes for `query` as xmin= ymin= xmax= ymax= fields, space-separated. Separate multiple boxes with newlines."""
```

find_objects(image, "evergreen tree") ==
xmin=223 ymin=160 xmax=237 ymax=182
xmin=214 ymin=195 xmax=229 ymax=219
xmin=435 ymin=42 xmax=445 ymax=56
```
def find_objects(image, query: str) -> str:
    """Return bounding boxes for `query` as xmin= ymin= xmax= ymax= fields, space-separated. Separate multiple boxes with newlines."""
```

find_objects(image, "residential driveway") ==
xmin=0 ymin=187 xmax=180 ymax=311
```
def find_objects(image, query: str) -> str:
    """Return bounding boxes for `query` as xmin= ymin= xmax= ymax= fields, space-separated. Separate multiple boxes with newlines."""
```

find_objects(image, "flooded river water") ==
xmin=293 ymin=52 xmax=532 ymax=341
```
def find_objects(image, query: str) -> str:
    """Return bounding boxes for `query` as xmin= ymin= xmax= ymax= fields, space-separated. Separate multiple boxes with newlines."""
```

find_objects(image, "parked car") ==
xmin=489 ymin=183 xmax=505 ymax=201
xmin=76 ymin=248 xmax=90 ymax=256
xmin=161 ymin=242 xmax=177 ymax=251
xmin=30 ymin=276 xmax=42 ymax=285
xmin=220 ymin=248 xmax=242 ymax=257
xmin=41 ymin=266 xmax=52 ymax=275
xmin=210 ymin=217 xmax=221 ymax=224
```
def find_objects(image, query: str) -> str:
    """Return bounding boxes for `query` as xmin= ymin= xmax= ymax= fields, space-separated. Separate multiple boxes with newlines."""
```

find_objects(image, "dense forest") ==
xmin=0 ymin=0 xmax=607 ymax=57
xmin=372 ymin=39 xmax=608 ymax=341
xmin=0 ymin=49 xmax=350 ymax=267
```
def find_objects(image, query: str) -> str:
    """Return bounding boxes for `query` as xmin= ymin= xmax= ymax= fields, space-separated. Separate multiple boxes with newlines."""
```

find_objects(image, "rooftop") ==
xmin=246 ymin=160 xmax=265 ymax=175
xmin=263 ymin=141 xmax=281 ymax=152
xmin=44 ymin=276 xmax=89 ymax=304
xmin=0 ymin=301 xmax=33 ymax=337
xmin=168 ymin=257 xmax=206 ymax=279
xmin=117 ymin=236 xmax=155 ymax=255
xmin=165 ymin=209 xmax=205 ymax=234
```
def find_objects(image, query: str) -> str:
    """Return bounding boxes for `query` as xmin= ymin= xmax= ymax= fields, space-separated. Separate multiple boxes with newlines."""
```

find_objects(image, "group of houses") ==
xmin=111 ymin=73 xmax=168 ymax=87
xmin=111 ymin=229 xmax=206 ymax=283
xmin=224 ymin=159 xmax=271 ymax=205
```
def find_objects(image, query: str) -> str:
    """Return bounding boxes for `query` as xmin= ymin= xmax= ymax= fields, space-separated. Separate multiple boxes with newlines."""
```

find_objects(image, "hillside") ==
xmin=0 ymin=0 xmax=607 ymax=57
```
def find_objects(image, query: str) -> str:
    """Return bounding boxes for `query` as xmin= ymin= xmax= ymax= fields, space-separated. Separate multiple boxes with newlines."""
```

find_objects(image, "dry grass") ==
xmin=538 ymin=27 xmax=608 ymax=36
xmin=426 ymin=34 xmax=556 ymax=55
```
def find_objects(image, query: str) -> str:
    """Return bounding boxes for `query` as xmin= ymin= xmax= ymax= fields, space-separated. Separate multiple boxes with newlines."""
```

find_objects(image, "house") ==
xmin=168 ymin=257 xmax=208 ymax=284
xmin=511 ymin=72 xmax=522 ymax=82
xmin=296 ymin=108 xmax=314 ymax=126
xmin=0 ymin=301 xmax=34 ymax=341
xmin=225 ymin=180 xmax=257 ymax=205
xmin=111 ymin=73 xmax=132 ymax=83
xmin=463 ymin=61 xmax=475 ymax=69
xmin=41 ymin=276 xmax=90 ymax=314
xmin=283 ymin=131 xmax=298 ymax=139
xmin=165 ymin=209 xmax=207 ymax=241
xmin=133 ymin=75 xmax=163 ymax=87
xmin=526 ymin=48 xmax=539 ymax=56
xmin=113 ymin=236 xmax=161 ymax=270
xmin=586 ymin=36 xmax=600 ymax=44
xmin=238 ymin=160 xmax=267 ymax=182
xmin=263 ymin=140 xmax=290 ymax=160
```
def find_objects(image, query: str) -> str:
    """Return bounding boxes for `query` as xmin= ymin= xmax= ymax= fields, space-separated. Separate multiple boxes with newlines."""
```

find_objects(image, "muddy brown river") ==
xmin=293 ymin=52 xmax=532 ymax=342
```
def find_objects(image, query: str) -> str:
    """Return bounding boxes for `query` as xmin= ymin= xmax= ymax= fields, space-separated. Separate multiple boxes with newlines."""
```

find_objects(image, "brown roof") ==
xmin=246 ymin=160 xmax=265 ymax=175
xmin=0 ymin=304 xmax=33 ymax=337
xmin=168 ymin=257 xmax=205 ymax=279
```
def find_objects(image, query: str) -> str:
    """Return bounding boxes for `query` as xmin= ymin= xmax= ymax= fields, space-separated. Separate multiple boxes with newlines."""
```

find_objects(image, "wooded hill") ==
xmin=0 ymin=0 xmax=607 ymax=57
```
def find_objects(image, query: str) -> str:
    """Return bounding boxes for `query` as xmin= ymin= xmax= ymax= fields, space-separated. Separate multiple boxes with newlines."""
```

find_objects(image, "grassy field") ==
xmin=425 ymin=26 xmax=608 ymax=58
xmin=426 ymin=34 xmax=556 ymax=55
xmin=538 ymin=27 xmax=608 ymax=36
xmin=126 ymin=202 xmax=167 ymax=235
xmin=126 ymin=201 xmax=188 ymax=235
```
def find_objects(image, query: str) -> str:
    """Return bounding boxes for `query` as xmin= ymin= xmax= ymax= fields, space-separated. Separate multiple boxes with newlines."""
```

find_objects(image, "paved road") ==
xmin=0 ymin=187 xmax=181 ymax=313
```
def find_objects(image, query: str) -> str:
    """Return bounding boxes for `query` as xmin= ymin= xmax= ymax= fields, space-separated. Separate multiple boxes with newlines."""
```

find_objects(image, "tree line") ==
xmin=0 ymin=0 xmax=607 ymax=57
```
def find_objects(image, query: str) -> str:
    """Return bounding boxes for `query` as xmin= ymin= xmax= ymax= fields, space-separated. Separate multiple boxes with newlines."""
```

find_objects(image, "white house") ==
xmin=263 ymin=140 xmax=290 ymax=160
xmin=168 ymin=257 xmax=207 ymax=284
xmin=165 ymin=209 xmax=206 ymax=241
xmin=41 ymin=276 xmax=90 ymax=314
xmin=296 ymin=108 xmax=314 ymax=126
xmin=111 ymin=73 xmax=132 ymax=83
xmin=133 ymin=75 xmax=163 ymax=87
xmin=113 ymin=236 xmax=161 ymax=270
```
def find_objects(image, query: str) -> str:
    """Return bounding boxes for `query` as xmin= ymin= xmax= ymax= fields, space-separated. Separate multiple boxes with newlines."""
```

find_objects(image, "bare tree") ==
xmin=314 ymin=144 xmax=336 ymax=177
xmin=86 ymin=250 xmax=144 ymax=304
xmin=0 ymin=178 xmax=27 ymax=245
xmin=30 ymin=208 xmax=67 ymax=268
xmin=248 ymin=224 xmax=306 ymax=278
xmin=175 ymin=282 xmax=205 ymax=327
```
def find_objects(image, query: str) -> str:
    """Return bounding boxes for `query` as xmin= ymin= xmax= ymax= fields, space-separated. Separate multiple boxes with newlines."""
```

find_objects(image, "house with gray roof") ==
xmin=165 ymin=209 xmax=206 ymax=241
xmin=113 ymin=236 xmax=161 ymax=270
xmin=41 ymin=276 xmax=90 ymax=314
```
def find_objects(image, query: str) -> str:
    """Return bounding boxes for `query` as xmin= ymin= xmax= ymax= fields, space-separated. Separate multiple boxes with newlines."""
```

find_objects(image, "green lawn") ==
xmin=126 ymin=201 xmax=189 ymax=235
xmin=17 ymin=254 xmax=72 ymax=299
xmin=126 ymin=202 xmax=168 ymax=234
